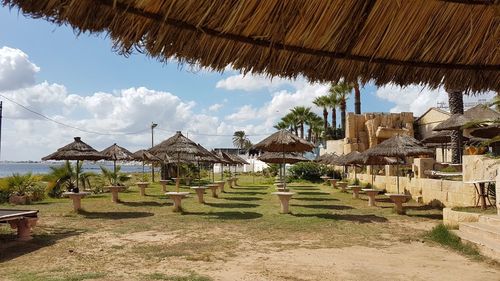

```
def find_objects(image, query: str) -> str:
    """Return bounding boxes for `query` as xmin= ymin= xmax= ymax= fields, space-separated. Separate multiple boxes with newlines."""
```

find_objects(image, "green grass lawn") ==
xmin=0 ymin=175 xmax=445 ymax=281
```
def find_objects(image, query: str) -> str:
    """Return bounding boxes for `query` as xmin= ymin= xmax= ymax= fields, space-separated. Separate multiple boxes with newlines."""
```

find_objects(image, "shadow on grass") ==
xmin=297 ymin=191 xmax=330 ymax=196
xmin=205 ymin=202 xmax=259 ymax=209
xmin=182 ymin=211 xmax=263 ymax=220
xmin=225 ymin=191 xmax=267 ymax=195
xmin=78 ymin=210 xmax=154 ymax=219
xmin=0 ymin=226 xmax=84 ymax=262
xmin=223 ymin=197 xmax=263 ymax=201
xmin=290 ymin=187 xmax=320 ymax=191
xmin=290 ymin=204 xmax=354 ymax=210
xmin=293 ymin=197 xmax=339 ymax=201
xmin=407 ymin=213 xmax=443 ymax=220
xmin=233 ymin=186 xmax=269 ymax=190
xmin=291 ymin=213 xmax=388 ymax=223
xmin=119 ymin=201 xmax=170 ymax=207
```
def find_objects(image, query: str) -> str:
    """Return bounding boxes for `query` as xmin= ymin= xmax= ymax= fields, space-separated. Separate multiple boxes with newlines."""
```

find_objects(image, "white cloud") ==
xmin=375 ymin=84 xmax=496 ymax=116
xmin=0 ymin=47 xmax=40 ymax=91
xmin=216 ymin=73 xmax=301 ymax=92
xmin=208 ymin=103 xmax=224 ymax=112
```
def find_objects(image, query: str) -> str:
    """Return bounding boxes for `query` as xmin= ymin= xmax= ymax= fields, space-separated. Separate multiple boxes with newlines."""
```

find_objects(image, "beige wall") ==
xmin=320 ymin=139 xmax=344 ymax=155
xmin=462 ymin=155 xmax=499 ymax=182
xmin=415 ymin=108 xmax=450 ymax=140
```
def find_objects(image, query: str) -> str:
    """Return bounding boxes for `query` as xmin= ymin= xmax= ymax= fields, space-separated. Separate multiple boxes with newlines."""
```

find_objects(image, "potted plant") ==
xmin=8 ymin=173 xmax=35 ymax=205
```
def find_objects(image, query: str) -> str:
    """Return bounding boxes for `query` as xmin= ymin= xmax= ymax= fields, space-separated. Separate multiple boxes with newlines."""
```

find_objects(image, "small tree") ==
xmin=100 ymin=165 xmax=131 ymax=186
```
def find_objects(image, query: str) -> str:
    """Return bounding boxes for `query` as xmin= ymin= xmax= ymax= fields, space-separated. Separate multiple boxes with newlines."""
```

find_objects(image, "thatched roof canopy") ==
xmin=42 ymin=137 xmax=105 ymax=161
xmin=470 ymin=125 xmax=500 ymax=139
xmin=254 ymin=130 xmax=315 ymax=153
xmin=132 ymin=149 xmax=163 ymax=162
xmin=227 ymin=153 xmax=250 ymax=165
xmin=148 ymin=131 xmax=204 ymax=157
xmin=5 ymin=0 xmax=498 ymax=92
xmin=362 ymin=135 xmax=434 ymax=159
xmin=331 ymin=151 xmax=361 ymax=166
xmin=258 ymin=152 xmax=308 ymax=164
xmin=433 ymin=114 xmax=472 ymax=131
xmin=194 ymin=144 xmax=221 ymax=163
xmin=101 ymin=143 xmax=134 ymax=161
xmin=422 ymin=131 xmax=453 ymax=144
xmin=464 ymin=104 xmax=500 ymax=120
xmin=315 ymin=152 xmax=337 ymax=164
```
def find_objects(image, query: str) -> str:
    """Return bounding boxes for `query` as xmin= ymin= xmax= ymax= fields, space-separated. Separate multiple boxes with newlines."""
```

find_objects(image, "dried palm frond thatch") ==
xmin=4 ymin=0 xmax=497 ymax=92
xmin=132 ymin=149 xmax=163 ymax=162
xmin=42 ymin=137 xmax=105 ymax=161
xmin=464 ymin=104 xmax=500 ymax=120
xmin=258 ymin=152 xmax=308 ymax=164
xmin=433 ymin=114 xmax=472 ymax=131
xmin=315 ymin=152 xmax=338 ymax=164
xmin=362 ymin=135 xmax=434 ymax=159
xmin=42 ymin=137 xmax=105 ymax=191
xmin=470 ymin=124 xmax=500 ymax=139
xmin=254 ymin=130 xmax=315 ymax=153
xmin=422 ymin=131 xmax=454 ymax=144
xmin=101 ymin=143 xmax=134 ymax=161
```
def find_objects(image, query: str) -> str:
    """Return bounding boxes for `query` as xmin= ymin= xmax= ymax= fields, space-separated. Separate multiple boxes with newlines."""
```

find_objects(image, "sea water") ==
xmin=0 ymin=162 xmax=151 ymax=178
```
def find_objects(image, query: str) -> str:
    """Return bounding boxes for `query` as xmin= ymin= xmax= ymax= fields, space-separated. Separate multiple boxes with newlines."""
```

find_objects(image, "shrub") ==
xmin=288 ymin=162 xmax=328 ymax=182
xmin=262 ymin=164 xmax=279 ymax=177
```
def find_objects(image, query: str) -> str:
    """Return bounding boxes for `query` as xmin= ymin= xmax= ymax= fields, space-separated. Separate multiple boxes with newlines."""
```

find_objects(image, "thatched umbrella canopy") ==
xmin=132 ymin=149 xmax=164 ymax=179
xmin=464 ymin=104 xmax=500 ymax=121
xmin=361 ymin=135 xmax=433 ymax=193
xmin=433 ymin=114 xmax=472 ymax=131
xmin=315 ymin=152 xmax=337 ymax=164
xmin=422 ymin=131 xmax=454 ymax=144
xmin=100 ymin=143 xmax=134 ymax=184
xmin=254 ymin=130 xmax=315 ymax=153
xmin=5 ymin=0 xmax=498 ymax=92
xmin=254 ymin=130 xmax=314 ymax=182
xmin=42 ymin=137 xmax=105 ymax=191
xmin=258 ymin=152 xmax=308 ymax=164
xmin=148 ymin=131 xmax=205 ymax=191
xmin=470 ymin=125 xmax=500 ymax=139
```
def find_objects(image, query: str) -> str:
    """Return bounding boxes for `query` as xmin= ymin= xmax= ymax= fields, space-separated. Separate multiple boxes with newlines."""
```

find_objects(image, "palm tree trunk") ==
xmin=340 ymin=100 xmax=347 ymax=138
xmin=354 ymin=83 xmax=361 ymax=114
xmin=447 ymin=90 xmax=464 ymax=164
xmin=331 ymin=108 xmax=337 ymax=130
xmin=300 ymin=123 xmax=305 ymax=139
xmin=322 ymin=108 xmax=328 ymax=133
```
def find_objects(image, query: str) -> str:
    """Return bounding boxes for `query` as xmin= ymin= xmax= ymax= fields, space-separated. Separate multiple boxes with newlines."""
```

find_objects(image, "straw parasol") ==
xmin=254 ymin=130 xmax=315 ymax=182
xmin=131 ymin=149 xmax=164 ymax=180
xmin=433 ymin=114 xmax=472 ymax=131
xmin=42 ymin=137 xmax=105 ymax=192
xmin=100 ymin=143 xmax=134 ymax=185
xmin=470 ymin=124 xmax=500 ymax=139
xmin=5 ymin=0 xmax=498 ymax=92
xmin=360 ymin=135 xmax=433 ymax=193
xmin=315 ymin=152 xmax=337 ymax=164
xmin=148 ymin=131 xmax=206 ymax=192
xmin=331 ymin=151 xmax=362 ymax=181
xmin=258 ymin=152 xmax=308 ymax=164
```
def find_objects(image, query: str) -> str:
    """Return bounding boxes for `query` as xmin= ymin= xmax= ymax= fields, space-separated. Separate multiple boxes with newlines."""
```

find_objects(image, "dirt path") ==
xmin=195 ymin=242 xmax=499 ymax=281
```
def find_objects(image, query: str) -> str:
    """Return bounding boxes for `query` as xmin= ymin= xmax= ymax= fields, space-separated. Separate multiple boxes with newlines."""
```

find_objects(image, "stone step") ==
xmin=479 ymin=215 xmax=500 ymax=228
xmin=460 ymin=222 xmax=500 ymax=243
xmin=453 ymin=229 xmax=500 ymax=262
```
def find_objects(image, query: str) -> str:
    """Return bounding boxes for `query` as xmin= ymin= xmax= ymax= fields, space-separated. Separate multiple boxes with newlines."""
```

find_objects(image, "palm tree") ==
xmin=307 ymin=114 xmax=324 ymax=143
xmin=233 ymin=131 xmax=249 ymax=150
xmin=282 ymin=112 xmax=299 ymax=136
xmin=312 ymin=96 xmax=330 ymax=134
xmin=304 ymin=112 xmax=322 ymax=142
xmin=353 ymin=81 xmax=361 ymax=114
xmin=46 ymin=161 xmax=94 ymax=196
xmin=100 ymin=165 xmax=131 ymax=186
xmin=329 ymin=82 xmax=352 ymax=137
xmin=447 ymin=89 xmax=465 ymax=164
xmin=273 ymin=121 xmax=289 ymax=130
xmin=290 ymin=106 xmax=313 ymax=139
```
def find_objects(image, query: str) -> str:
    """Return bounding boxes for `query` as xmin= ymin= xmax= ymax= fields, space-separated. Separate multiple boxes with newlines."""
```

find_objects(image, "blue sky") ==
xmin=0 ymin=7 xmax=493 ymax=161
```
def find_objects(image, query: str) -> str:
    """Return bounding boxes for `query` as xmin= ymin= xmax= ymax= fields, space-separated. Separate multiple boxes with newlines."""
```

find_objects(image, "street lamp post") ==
xmin=151 ymin=122 xmax=158 ymax=182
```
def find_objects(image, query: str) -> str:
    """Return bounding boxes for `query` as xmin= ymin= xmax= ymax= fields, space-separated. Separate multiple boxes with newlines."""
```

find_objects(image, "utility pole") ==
xmin=151 ymin=122 xmax=158 ymax=182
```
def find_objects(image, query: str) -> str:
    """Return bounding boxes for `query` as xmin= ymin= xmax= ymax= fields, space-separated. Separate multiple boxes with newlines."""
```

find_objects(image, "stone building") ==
xmin=414 ymin=107 xmax=451 ymax=140
xmin=343 ymin=112 xmax=414 ymax=153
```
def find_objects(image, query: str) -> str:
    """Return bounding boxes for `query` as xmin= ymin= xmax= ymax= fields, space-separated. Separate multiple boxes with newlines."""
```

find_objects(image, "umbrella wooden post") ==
xmin=75 ymin=160 xmax=79 ymax=192
xmin=176 ymin=152 xmax=180 ymax=192
xmin=396 ymin=164 xmax=400 ymax=194
xmin=113 ymin=160 xmax=117 ymax=185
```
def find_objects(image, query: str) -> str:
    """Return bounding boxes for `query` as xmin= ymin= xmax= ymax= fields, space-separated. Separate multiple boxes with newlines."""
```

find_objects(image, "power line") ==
xmin=0 ymin=94 xmax=150 ymax=136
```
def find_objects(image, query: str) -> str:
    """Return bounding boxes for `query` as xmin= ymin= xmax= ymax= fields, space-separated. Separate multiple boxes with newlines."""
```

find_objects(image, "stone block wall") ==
xmin=354 ymin=173 xmax=475 ymax=207
xmin=344 ymin=112 xmax=414 ymax=153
